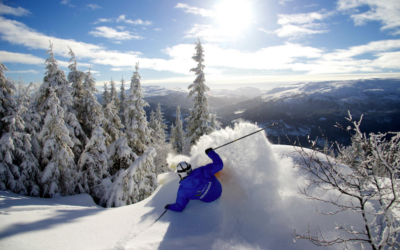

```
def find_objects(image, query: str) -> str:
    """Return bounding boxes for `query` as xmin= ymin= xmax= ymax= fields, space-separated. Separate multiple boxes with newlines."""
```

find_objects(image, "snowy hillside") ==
xmin=0 ymin=123 xmax=372 ymax=250
xmin=217 ymin=79 xmax=400 ymax=145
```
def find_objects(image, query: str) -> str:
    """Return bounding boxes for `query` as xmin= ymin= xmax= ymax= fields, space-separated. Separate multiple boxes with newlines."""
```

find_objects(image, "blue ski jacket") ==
xmin=167 ymin=150 xmax=224 ymax=212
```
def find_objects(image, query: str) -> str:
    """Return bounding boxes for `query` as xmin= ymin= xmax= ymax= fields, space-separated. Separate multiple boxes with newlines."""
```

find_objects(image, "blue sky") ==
xmin=0 ymin=0 xmax=399 ymax=90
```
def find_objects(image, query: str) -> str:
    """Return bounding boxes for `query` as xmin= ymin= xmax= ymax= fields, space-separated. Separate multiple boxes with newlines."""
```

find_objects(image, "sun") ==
xmin=214 ymin=0 xmax=253 ymax=36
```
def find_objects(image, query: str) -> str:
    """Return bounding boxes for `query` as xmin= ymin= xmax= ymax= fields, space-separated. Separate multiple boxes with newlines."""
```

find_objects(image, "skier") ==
xmin=165 ymin=148 xmax=224 ymax=212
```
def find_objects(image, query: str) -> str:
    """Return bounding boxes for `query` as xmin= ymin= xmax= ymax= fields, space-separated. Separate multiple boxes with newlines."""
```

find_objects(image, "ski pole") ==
xmin=213 ymin=122 xmax=278 ymax=151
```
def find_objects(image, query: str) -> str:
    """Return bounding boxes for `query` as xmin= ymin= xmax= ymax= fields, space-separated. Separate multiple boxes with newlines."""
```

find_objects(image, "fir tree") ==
xmin=100 ymin=147 xmax=157 ymax=207
xmin=109 ymin=78 xmax=120 ymax=110
xmin=38 ymin=88 xmax=77 ymax=197
xmin=184 ymin=38 xmax=212 ymax=153
xmin=78 ymin=125 xmax=109 ymax=201
xmin=102 ymin=82 xmax=109 ymax=109
xmin=119 ymin=77 xmax=126 ymax=126
xmin=0 ymin=62 xmax=41 ymax=196
xmin=107 ymin=136 xmax=137 ymax=176
xmin=103 ymin=100 xmax=123 ymax=145
xmin=67 ymin=47 xmax=86 ymax=109
xmin=80 ymin=68 xmax=104 ymax=138
xmin=124 ymin=63 xmax=151 ymax=155
xmin=171 ymin=106 xmax=185 ymax=154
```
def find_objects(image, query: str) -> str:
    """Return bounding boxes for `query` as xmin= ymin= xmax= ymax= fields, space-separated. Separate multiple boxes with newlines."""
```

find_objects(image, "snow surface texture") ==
xmin=0 ymin=122 xmax=368 ymax=250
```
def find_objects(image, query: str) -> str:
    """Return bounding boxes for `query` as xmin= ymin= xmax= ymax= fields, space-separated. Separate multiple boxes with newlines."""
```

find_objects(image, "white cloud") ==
xmin=89 ymin=26 xmax=143 ymax=40
xmin=279 ymin=0 xmax=293 ymax=6
xmin=337 ymin=0 xmax=400 ymax=35
xmin=0 ymin=3 xmax=30 ymax=16
xmin=269 ymin=11 xmax=332 ymax=38
xmin=116 ymin=15 xmax=152 ymax=26
xmin=154 ymin=28 xmax=162 ymax=32
xmin=93 ymin=18 xmax=112 ymax=24
xmin=0 ymin=51 xmax=44 ymax=65
xmin=1 ymin=16 xmax=400 ymax=78
xmin=184 ymin=24 xmax=246 ymax=42
xmin=60 ymin=0 xmax=75 ymax=7
xmin=175 ymin=3 xmax=215 ymax=17
xmin=87 ymin=4 xmax=101 ymax=10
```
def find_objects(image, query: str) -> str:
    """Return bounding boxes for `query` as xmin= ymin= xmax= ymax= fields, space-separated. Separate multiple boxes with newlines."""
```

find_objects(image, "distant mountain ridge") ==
xmin=216 ymin=79 xmax=400 ymax=146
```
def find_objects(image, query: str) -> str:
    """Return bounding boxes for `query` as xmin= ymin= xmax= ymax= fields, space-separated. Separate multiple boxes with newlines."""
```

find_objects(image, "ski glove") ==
xmin=205 ymin=148 xmax=213 ymax=155
xmin=165 ymin=204 xmax=170 ymax=209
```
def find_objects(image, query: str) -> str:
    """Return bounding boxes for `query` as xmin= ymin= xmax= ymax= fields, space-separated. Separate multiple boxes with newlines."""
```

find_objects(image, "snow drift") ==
xmin=0 ymin=122 xmax=367 ymax=250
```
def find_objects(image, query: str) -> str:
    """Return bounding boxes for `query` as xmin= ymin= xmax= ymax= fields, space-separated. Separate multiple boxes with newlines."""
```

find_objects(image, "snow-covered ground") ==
xmin=0 ymin=123 xmax=371 ymax=250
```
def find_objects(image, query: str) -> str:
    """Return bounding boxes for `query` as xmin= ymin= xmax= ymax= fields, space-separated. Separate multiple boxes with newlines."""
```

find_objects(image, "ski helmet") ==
xmin=177 ymin=161 xmax=192 ymax=180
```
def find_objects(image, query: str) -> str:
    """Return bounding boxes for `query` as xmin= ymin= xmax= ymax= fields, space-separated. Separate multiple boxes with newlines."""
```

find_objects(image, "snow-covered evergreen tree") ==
xmin=102 ymin=82 xmax=109 ymax=109
xmin=77 ymin=125 xmax=109 ymax=201
xmin=67 ymin=47 xmax=86 ymax=111
xmin=80 ymin=68 xmax=104 ymax=137
xmin=124 ymin=63 xmax=151 ymax=155
xmin=184 ymin=38 xmax=212 ymax=153
xmin=100 ymin=147 xmax=157 ymax=207
xmin=109 ymin=78 xmax=120 ymax=110
xmin=103 ymin=100 xmax=123 ymax=145
xmin=0 ymin=62 xmax=41 ymax=196
xmin=107 ymin=136 xmax=137 ymax=176
xmin=119 ymin=77 xmax=126 ymax=126
xmin=38 ymin=88 xmax=77 ymax=197
xmin=171 ymin=106 xmax=185 ymax=154
xmin=40 ymin=42 xmax=86 ymax=163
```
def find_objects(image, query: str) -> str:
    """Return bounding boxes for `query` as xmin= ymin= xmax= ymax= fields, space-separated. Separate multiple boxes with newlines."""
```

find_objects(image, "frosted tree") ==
xmin=0 ymin=63 xmax=17 ymax=136
xmin=124 ymin=63 xmax=151 ymax=155
xmin=149 ymin=103 xmax=172 ymax=174
xmin=38 ymin=88 xmax=77 ymax=197
xmin=100 ymin=147 xmax=157 ymax=207
xmin=77 ymin=125 xmax=109 ymax=201
xmin=119 ymin=77 xmax=126 ymax=126
xmin=0 ymin=62 xmax=41 ymax=196
xmin=109 ymin=78 xmax=120 ymax=110
xmin=40 ymin=42 xmax=86 ymax=162
xmin=292 ymin=112 xmax=400 ymax=250
xmin=171 ymin=106 xmax=185 ymax=154
xmin=102 ymin=82 xmax=109 ymax=109
xmin=67 ymin=47 xmax=86 ymax=111
xmin=103 ymin=99 xmax=124 ymax=145
xmin=80 ymin=68 xmax=104 ymax=138
xmin=184 ymin=38 xmax=212 ymax=153
xmin=107 ymin=136 xmax=137 ymax=176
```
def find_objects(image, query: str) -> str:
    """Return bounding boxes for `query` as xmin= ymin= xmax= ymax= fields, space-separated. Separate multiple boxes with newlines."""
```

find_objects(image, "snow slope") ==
xmin=0 ymin=123 xmax=368 ymax=250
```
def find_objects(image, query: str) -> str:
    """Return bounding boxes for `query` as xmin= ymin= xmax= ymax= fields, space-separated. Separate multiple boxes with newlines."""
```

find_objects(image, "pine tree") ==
xmin=102 ymin=82 xmax=109 ymax=109
xmin=38 ymin=88 xmax=77 ymax=197
xmin=103 ymin=100 xmax=123 ymax=145
xmin=109 ymin=78 xmax=120 ymax=110
xmin=77 ymin=125 xmax=109 ymax=201
xmin=0 ymin=62 xmax=41 ymax=196
xmin=119 ymin=77 xmax=126 ymax=126
xmin=67 ymin=47 xmax=86 ymax=110
xmin=100 ymin=147 xmax=157 ymax=207
xmin=124 ymin=63 xmax=151 ymax=155
xmin=80 ymin=68 xmax=104 ymax=138
xmin=184 ymin=38 xmax=212 ymax=153
xmin=171 ymin=106 xmax=185 ymax=154
xmin=41 ymin=42 xmax=86 ymax=163
xmin=107 ymin=136 xmax=137 ymax=176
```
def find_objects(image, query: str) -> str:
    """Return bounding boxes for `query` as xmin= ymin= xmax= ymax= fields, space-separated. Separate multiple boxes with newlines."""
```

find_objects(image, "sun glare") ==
xmin=214 ymin=0 xmax=253 ymax=36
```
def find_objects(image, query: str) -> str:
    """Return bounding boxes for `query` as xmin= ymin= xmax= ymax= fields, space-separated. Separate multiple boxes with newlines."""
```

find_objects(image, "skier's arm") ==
xmin=166 ymin=188 xmax=190 ymax=212
xmin=205 ymin=149 xmax=223 ymax=175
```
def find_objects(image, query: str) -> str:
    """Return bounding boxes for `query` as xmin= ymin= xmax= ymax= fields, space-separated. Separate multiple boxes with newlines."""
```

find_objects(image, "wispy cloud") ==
xmin=60 ymin=0 xmax=75 ymax=8
xmin=1 ymin=16 xmax=400 ymax=77
xmin=154 ymin=28 xmax=162 ymax=32
xmin=175 ymin=3 xmax=215 ymax=17
xmin=279 ymin=0 xmax=293 ymax=6
xmin=337 ymin=0 xmax=400 ymax=35
xmin=267 ymin=11 xmax=332 ymax=38
xmin=87 ymin=4 xmax=101 ymax=10
xmin=93 ymin=18 xmax=113 ymax=24
xmin=116 ymin=15 xmax=152 ymax=26
xmin=0 ymin=3 xmax=30 ymax=16
xmin=89 ymin=26 xmax=143 ymax=41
